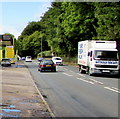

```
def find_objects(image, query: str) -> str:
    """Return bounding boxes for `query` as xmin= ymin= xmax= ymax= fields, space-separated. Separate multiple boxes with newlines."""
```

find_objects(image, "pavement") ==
xmin=0 ymin=61 xmax=54 ymax=118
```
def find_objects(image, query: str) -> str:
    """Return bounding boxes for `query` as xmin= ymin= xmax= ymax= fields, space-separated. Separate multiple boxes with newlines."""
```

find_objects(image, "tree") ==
xmin=94 ymin=2 xmax=120 ymax=40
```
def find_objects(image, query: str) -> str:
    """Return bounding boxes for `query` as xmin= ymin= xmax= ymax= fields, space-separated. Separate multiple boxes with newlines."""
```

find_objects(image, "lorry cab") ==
xmin=88 ymin=49 xmax=119 ymax=75
xmin=78 ymin=40 xmax=119 ymax=76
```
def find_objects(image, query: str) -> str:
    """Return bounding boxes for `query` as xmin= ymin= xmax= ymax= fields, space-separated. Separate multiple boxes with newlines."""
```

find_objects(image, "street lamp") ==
xmin=41 ymin=36 xmax=42 ymax=57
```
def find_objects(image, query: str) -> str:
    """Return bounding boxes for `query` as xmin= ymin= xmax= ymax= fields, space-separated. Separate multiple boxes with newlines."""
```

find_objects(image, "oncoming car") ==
xmin=38 ymin=60 xmax=56 ymax=72
xmin=25 ymin=56 xmax=32 ymax=62
xmin=52 ymin=57 xmax=63 ymax=65
xmin=0 ymin=58 xmax=11 ymax=66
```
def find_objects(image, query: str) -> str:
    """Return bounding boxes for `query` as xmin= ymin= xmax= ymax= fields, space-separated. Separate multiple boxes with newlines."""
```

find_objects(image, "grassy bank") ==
xmin=63 ymin=56 xmax=78 ymax=66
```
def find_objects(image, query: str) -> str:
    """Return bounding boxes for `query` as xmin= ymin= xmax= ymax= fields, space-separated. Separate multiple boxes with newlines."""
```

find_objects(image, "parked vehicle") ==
xmin=78 ymin=40 xmax=119 ymax=76
xmin=52 ymin=57 xmax=63 ymax=65
xmin=25 ymin=56 xmax=32 ymax=62
xmin=10 ymin=58 xmax=16 ymax=64
xmin=38 ymin=60 xmax=56 ymax=72
xmin=21 ymin=57 xmax=26 ymax=60
xmin=38 ymin=57 xmax=44 ymax=62
xmin=1 ymin=58 xmax=11 ymax=66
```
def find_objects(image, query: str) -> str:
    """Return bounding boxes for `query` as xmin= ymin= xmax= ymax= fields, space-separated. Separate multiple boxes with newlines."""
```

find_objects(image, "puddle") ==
xmin=0 ymin=104 xmax=21 ymax=117
xmin=2 ymin=109 xmax=21 ymax=113
xmin=0 ymin=113 xmax=19 ymax=117
xmin=16 ymin=65 xmax=26 ymax=68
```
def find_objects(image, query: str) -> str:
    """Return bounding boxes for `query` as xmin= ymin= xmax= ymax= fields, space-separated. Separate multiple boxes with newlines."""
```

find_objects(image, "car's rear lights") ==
xmin=40 ymin=65 xmax=44 ymax=67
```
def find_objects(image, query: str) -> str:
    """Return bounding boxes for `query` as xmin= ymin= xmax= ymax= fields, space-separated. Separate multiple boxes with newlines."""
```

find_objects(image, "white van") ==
xmin=25 ymin=56 xmax=32 ymax=62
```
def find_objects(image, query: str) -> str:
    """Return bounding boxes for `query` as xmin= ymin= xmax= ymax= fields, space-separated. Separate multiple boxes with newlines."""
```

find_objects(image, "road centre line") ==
xmin=63 ymin=73 xmax=73 ymax=76
xmin=104 ymin=87 xmax=120 ymax=93
xmin=77 ymin=78 xmax=94 ymax=84
xmin=111 ymin=87 xmax=120 ymax=92
xmin=70 ymin=70 xmax=74 ymax=73
xmin=89 ymin=78 xmax=103 ymax=85
xmin=63 ymin=68 xmax=68 ymax=71
xmin=77 ymin=73 xmax=85 ymax=77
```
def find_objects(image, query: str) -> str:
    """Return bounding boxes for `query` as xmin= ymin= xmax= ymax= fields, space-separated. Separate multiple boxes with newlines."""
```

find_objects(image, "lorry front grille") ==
xmin=95 ymin=65 xmax=118 ymax=68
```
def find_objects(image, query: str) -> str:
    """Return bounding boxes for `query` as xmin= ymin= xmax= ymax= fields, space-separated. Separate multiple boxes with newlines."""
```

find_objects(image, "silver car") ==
xmin=1 ymin=58 xmax=11 ymax=66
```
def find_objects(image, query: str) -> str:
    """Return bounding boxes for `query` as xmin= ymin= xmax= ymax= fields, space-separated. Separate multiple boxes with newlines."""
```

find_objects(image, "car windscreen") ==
xmin=2 ymin=59 xmax=10 ymax=61
xmin=54 ymin=58 xmax=61 ymax=60
xmin=26 ymin=56 xmax=31 ymax=58
xmin=42 ymin=60 xmax=53 ymax=64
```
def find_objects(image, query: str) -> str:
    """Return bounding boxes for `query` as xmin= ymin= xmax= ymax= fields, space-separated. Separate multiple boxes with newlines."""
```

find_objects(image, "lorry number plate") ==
xmin=102 ymin=70 xmax=110 ymax=73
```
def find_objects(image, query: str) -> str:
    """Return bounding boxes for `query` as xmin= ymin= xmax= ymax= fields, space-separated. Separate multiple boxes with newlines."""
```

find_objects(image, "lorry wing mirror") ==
xmin=90 ymin=51 xmax=92 ymax=61
xmin=88 ymin=52 xmax=90 ymax=56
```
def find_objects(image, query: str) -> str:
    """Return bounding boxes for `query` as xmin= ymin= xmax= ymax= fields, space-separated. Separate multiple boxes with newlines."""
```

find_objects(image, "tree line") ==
xmin=16 ymin=2 xmax=120 ymax=58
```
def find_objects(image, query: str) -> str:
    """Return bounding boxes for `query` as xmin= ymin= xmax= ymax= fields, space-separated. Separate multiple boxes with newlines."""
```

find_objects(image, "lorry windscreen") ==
xmin=94 ymin=51 xmax=118 ymax=60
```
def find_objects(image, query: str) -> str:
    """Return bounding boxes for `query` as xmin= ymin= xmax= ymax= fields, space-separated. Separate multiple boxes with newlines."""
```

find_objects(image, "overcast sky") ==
xmin=0 ymin=1 xmax=52 ymax=39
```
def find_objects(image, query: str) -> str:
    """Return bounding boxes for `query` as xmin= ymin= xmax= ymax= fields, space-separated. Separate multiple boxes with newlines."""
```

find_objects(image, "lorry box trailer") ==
xmin=78 ymin=40 xmax=119 ymax=76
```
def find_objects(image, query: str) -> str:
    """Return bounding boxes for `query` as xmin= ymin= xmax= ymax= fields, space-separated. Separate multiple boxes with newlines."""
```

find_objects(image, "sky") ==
xmin=0 ymin=1 xmax=52 ymax=39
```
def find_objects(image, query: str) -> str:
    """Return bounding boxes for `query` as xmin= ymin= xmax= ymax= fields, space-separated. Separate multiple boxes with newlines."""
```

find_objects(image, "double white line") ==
xmin=77 ymin=78 xmax=94 ymax=84
xmin=104 ymin=87 xmax=120 ymax=93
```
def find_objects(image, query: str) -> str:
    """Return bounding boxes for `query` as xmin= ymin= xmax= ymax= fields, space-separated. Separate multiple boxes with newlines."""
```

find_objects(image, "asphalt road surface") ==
xmin=24 ymin=60 xmax=119 ymax=118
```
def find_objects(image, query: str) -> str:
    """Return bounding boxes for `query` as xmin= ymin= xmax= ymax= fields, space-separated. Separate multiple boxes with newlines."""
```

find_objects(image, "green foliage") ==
xmin=37 ymin=50 xmax=52 ymax=57
xmin=94 ymin=2 xmax=120 ymax=40
xmin=17 ymin=31 xmax=50 ymax=57
xmin=21 ymin=21 xmax=43 ymax=36
xmin=16 ymin=2 xmax=120 ymax=58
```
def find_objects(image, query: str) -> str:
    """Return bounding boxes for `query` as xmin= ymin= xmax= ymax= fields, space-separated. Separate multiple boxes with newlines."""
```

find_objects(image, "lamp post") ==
xmin=41 ymin=36 xmax=42 ymax=57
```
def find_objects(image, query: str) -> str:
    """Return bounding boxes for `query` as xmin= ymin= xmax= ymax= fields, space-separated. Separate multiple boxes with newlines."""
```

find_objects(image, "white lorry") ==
xmin=78 ymin=40 xmax=119 ymax=75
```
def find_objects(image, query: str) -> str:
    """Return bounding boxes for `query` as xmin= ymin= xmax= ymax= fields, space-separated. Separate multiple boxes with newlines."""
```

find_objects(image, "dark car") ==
xmin=38 ymin=60 xmax=56 ymax=72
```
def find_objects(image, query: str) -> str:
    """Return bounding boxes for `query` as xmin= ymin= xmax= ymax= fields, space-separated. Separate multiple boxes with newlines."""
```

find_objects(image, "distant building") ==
xmin=0 ymin=34 xmax=14 ymax=60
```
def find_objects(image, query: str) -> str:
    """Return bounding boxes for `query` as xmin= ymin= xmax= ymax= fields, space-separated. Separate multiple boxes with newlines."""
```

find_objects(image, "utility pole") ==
xmin=41 ymin=36 xmax=42 ymax=57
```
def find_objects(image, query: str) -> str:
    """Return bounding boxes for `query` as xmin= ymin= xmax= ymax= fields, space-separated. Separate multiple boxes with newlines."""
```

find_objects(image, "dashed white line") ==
xmin=77 ymin=78 xmax=94 ymax=84
xmin=63 ymin=73 xmax=73 ymax=76
xmin=111 ymin=87 xmax=120 ymax=91
xmin=89 ymin=78 xmax=103 ymax=85
xmin=77 ymin=73 xmax=85 ymax=77
xmin=104 ymin=87 xmax=120 ymax=93
xmin=70 ymin=70 xmax=74 ymax=73
xmin=64 ymin=68 xmax=68 ymax=71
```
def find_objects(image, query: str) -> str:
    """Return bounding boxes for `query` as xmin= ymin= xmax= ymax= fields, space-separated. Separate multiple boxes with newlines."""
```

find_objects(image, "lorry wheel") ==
xmin=79 ymin=66 xmax=84 ymax=73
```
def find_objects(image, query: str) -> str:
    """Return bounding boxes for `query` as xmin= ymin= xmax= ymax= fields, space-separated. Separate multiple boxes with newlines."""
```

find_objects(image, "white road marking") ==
xmin=77 ymin=78 xmax=94 ymax=84
xmin=89 ymin=78 xmax=103 ymax=85
xmin=63 ymin=73 xmax=73 ymax=77
xmin=104 ymin=87 xmax=120 ymax=93
xmin=70 ymin=70 xmax=74 ymax=73
xmin=64 ymin=68 xmax=68 ymax=71
xmin=111 ymin=87 xmax=120 ymax=91
xmin=77 ymin=73 xmax=85 ymax=77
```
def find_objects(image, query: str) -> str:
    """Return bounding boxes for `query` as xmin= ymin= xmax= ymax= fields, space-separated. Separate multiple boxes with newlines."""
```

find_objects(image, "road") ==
xmin=24 ymin=60 xmax=119 ymax=117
